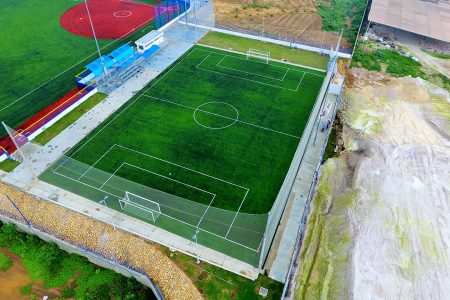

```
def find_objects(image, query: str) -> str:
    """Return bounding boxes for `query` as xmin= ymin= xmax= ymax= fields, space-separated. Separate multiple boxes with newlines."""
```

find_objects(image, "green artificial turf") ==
xmin=41 ymin=45 xmax=324 ymax=264
xmin=0 ymin=0 xmax=155 ymax=136
xmin=198 ymin=32 xmax=329 ymax=70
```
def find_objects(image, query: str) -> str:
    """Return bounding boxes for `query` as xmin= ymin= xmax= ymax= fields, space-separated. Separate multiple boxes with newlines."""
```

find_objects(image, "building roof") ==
xmin=136 ymin=30 xmax=164 ymax=46
xmin=368 ymin=0 xmax=450 ymax=42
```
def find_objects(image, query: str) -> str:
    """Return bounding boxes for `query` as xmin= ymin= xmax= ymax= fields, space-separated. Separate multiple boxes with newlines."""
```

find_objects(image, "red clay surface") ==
xmin=60 ymin=0 xmax=155 ymax=39
xmin=0 ymin=87 xmax=90 ymax=154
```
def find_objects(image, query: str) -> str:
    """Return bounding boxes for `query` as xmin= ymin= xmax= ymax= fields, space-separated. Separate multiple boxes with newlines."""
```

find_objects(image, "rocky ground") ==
xmin=294 ymin=68 xmax=450 ymax=298
xmin=0 ymin=183 xmax=203 ymax=300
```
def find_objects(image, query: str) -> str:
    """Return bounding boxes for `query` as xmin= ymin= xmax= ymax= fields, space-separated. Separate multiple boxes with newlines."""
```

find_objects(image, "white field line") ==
xmin=99 ymin=161 xmax=126 ymax=190
xmin=114 ymin=144 xmax=249 ymax=190
xmin=69 ymin=48 xmax=220 ymax=157
xmin=195 ymin=50 xmax=300 ymax=91
xmin=76 ymin=144 xmax=117 ymax=180
xmin=216 ymin=55 xmax=287 ymax=81
xmin=281 ymin=68 xmax=289 ymax=81
xmin=70 ymin=46 xmax=301 ymax=157
xmin=142 ymin=94 xmax=301 ymax=139
xmin=225 ymin=188 xmax=249 ymax=238
xmin=196 ymin=65 xmax=299 ymax=92
xmin=2 ymin=6 xmax=158 ymax=112
xmin=119 ymin=0 xmax=153 ymax=6
xmin=121 ymin=162 xmax=216 ymax=197
xmin=195 ymin=47 xmax=326 ymax=77
xmin=50 ymin=162 xmax=262 ymax=250
xmin=196 ymin=194 xmax=216 ymax=228
xmin=294 ymin=72 xmax=306 ymax=92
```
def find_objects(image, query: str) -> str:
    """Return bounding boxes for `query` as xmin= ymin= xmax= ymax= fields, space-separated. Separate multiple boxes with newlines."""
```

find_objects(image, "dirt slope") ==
xmin=294 ymin=69 xmax=450 ymax=298
xmin=214 ymin=0 xmax=341 ymax=48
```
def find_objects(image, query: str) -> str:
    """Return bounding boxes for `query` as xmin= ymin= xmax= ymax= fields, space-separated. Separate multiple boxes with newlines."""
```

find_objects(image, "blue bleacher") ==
xmin=120 ymin=53 xmax=142 ymax=69
xmin=142 ymin=45 xmax=161 ymax=59
xmin=109 ymin=44 xmax=134 ymax=64
xmin=85 ymin=56 xmax=114 ymax=76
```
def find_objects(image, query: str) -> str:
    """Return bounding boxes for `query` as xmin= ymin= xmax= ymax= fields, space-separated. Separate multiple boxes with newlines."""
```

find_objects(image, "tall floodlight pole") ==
xmin=185 ymin=0 xmax=188 ymax=25
xmin=320 ymin=30 xmax=326 ymax=55
xmin=193 ymin=0 xmax=197 ymax=31
xmin=84 ymin=0 xmax=108 ymax=76
xmin=335 ymin=29 xmax=343 ymax=57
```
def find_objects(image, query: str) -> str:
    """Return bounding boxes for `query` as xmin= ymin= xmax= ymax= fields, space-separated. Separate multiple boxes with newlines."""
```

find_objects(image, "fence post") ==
xmin=4 ymin=194 xmax=32 ymax=227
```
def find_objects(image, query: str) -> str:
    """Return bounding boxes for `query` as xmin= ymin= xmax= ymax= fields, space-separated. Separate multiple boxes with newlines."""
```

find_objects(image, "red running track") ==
xmin=60 ymin=0 xmax=155 ymax=39
xmin=0 ymin=87 xmax=92 ymax=154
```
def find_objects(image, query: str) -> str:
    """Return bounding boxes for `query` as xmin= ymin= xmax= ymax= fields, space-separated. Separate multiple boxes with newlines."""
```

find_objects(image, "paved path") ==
xmin=266 ymin=90 xmax=339 ymax=282
xmin=3 ymin=24 xmax=260 ymax=280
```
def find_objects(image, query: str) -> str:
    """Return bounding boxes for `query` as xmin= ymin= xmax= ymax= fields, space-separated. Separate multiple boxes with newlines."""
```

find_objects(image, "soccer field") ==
xmin=0 ymin=0 xmax=156 ymax=135
xmin=41 ymin=45 xmax=325 ymax=264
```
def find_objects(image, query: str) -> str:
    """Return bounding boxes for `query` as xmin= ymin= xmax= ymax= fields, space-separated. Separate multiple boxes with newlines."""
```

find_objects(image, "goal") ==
xmin=119 ymin=191 xmax=161 ymax=222
xmin=246 ymin=49 xmax=270 ymax=64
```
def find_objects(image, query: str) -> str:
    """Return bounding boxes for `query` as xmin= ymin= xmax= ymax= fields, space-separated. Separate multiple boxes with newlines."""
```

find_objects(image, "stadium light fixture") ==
xmin=84 ymin=0 xmax=108 ymax=76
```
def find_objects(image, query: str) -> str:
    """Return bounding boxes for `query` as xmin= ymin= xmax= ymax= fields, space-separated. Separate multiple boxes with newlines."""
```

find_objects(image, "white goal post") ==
xmin=119 ymin=191 xmax=161 ymax=222
xmin=246 ymin=49 xmax=270 ymax=64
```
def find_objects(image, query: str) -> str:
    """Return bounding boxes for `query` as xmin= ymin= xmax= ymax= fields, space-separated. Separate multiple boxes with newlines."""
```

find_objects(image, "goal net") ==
xmin=119 ymin=191 xmax=161 ymax=222
xmin=246 ymin=49 xmax=270 ymax=64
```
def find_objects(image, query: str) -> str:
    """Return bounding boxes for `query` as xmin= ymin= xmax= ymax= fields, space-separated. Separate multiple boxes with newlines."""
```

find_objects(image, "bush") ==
xmin=352 ymin=41 xmax=424 ymax=77
xmin=61 ymin=286 xmax=76 ymax=298
xmin=20 ymin=284 xmax=32 ymax=295
xmin=0 ymin=223 xmax=155 ymax=299
xmin=0 ymin=252 xmax=12 ymax=271
xmin=317 ymin=0 xmax=366 ymax=42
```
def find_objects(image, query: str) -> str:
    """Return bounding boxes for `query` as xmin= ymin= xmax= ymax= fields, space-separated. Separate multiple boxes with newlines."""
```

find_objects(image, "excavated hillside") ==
xmin=294 ymin=68 xmax=450 ymax=299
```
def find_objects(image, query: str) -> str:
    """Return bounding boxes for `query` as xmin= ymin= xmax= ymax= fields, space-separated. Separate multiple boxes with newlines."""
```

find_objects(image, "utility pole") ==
xmin=84 ymin=0 xmax=108 ymax=76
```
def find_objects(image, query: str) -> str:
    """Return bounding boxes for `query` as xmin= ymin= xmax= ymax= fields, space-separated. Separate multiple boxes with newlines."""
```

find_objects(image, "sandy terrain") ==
xmin=293 ymin=68 xmax=450 ymax=298
xmin=214 ymin=0 xmax=344 ymax=49
xmin=345 ymin=71 xmax=450 ymax=298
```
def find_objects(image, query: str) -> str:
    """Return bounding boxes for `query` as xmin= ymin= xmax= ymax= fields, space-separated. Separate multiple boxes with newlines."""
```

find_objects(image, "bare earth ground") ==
xmin=294 ymin=68 xmax=450 ymax=298
xmin=0 ymin=183 xmax=202 ymax=300
xmin=214 ymin=0 xmax=343 ymax=48
xmin=0 ymin=249 xmax=62 ymax=299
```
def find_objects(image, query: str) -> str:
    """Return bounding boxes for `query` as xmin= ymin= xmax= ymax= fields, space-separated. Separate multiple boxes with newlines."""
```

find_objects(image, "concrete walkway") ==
xmin=266 ymin=90 xmax=339 ymax=282
xmin=2 ymin=24 xmax=260 ymax=280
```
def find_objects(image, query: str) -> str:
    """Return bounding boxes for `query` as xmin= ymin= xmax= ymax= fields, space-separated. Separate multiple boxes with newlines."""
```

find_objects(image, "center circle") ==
xmin=113 ymin=10 xmax=132 ymax=17
xmin=193 ymin=101 xmax=239 ymax=130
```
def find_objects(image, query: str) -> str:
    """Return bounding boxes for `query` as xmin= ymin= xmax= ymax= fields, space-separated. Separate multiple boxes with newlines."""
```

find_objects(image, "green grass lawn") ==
xmin=33 ymin=93 xmax=107 ymax=145
xmin=0 ymin=159 xmax=20 ymax=173
xmin=41 ymin=45 xmax=324 ymax=265
xmin=198 ymin=32 xmax=329 ymax=70
xmin=0 ymin=0 xmax=155 ymax=136
xmin=165 ymin=248 xmax=283 ymax=299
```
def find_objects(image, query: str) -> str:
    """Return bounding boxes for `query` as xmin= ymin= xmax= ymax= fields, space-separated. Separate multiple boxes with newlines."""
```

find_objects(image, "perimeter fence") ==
xmin=36 ymin=61 xmax=333 ymax=268
xmin=153 ymin=0 xmax=190 ymax=29
xmin=40 ymin=155 xmax=267 ymax=266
